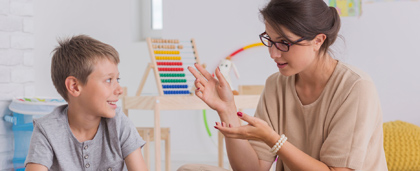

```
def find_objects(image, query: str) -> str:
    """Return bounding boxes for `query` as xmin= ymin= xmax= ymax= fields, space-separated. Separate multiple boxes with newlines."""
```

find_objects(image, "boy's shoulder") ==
xmin=34 ymin=105 xmax=68 ymax=127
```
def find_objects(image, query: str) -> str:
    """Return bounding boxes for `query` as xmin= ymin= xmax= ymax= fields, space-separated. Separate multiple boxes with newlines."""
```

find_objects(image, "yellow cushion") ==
xmin=383 ymin=120 xmax=420 ymax=171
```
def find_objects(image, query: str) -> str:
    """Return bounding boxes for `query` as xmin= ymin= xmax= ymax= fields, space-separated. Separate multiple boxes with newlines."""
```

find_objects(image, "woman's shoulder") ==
xmin=333 ymin=61 xmax=378 ymax=98
xmin=336 ymin=61 xmax=374 ymax=84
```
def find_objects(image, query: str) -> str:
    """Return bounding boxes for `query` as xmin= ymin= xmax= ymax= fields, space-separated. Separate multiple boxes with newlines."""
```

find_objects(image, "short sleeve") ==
xmin=320 ymin=80 xmax=382 ymax=169
xmin=118 ymin=109 xmax=146 ymax=159
xmin=24 ymin=120 xmax=54 ymax=168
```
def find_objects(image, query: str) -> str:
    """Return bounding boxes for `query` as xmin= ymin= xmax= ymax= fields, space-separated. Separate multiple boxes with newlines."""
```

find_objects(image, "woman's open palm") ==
xmin=188 ymin=63 xmax=236 ymax=113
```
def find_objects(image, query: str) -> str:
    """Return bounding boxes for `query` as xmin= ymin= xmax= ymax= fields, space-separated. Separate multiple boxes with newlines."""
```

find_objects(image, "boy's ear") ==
xmin=65 ymin=76 xmax=82 ymax=97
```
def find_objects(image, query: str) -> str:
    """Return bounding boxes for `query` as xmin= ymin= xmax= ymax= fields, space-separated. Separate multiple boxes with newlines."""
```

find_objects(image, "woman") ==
xmin=181 ymin=0 xmax=387 ymax=170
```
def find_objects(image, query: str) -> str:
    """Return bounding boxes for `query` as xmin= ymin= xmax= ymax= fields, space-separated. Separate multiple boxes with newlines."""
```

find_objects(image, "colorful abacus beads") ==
xmin=151 ymin=39 xmax=180 ymax=44
xmin=154 ymin=50 xmax=180 ymax=54
xmin=150 ymin=38 xmax=195 ymax=95
xmin=158 ymin=68 xmax=184 ymax=72
xmin=155 ymin=56 xmax=182 ymax=60
xmin=156 ymin=62 xmax=183 ymax=66
xmin=161 ymin=79 xmax=187 ymax=83
xmin=160 ymin=73 xmax=185 ymax=77
xmin=162 ymin=85 xmax=188 ymax=89
xmin=163 ymin=90 xmax=190 ymax=95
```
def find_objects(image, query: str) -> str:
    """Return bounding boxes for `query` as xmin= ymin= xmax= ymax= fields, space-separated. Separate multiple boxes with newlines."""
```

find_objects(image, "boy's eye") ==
xmin=117 ymin=78 xmax=120 ymax=83
xmin=106 ymin=78 xmax=112 ymax=83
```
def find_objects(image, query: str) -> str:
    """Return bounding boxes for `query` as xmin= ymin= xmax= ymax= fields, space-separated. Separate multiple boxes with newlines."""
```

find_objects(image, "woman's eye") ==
xmin=117 ymin=78 xmax=120 ymax=83
xmin=106 ymin=78 xmax=112 ymax=83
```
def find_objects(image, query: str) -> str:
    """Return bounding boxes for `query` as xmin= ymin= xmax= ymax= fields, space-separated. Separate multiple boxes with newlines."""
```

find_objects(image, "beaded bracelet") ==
xmin=270 ymin=134 xmax=287 ymax=154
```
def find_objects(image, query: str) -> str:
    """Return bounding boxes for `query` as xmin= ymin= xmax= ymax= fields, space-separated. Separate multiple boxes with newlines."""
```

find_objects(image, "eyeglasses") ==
xmin=259 ymin=32 xmax=306 ymax=52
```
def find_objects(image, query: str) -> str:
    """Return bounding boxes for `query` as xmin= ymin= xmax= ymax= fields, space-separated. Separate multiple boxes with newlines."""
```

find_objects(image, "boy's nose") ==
xmin=115 ymin=84 xmax=123 ymax=95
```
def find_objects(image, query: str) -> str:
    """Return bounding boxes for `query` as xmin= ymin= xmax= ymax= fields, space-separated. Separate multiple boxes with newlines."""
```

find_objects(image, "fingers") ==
xmin=195 ymin=88 xmax=203 ymax=99
xmin=188 ymin=65 xmax=207 ymax=83
xmin=215 ymin=125 xmax=242 ymax=139
xmin=237 ymin=112 xmax=256 ymax=126
xmin=194 ymin=79 xmax=204 ymax=91
xmin=193 ymin=63 xmax=214 ymax=81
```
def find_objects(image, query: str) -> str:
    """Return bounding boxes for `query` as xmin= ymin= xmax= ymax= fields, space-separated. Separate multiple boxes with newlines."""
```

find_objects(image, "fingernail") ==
xmin=197 ymin=88 xmax=200 ymax=90
xmin=218 ymin=67 xmax=220 ymax=71
xmin=237 ymin=112 xmax=243 ymax=117
xmin=215 ymin=122 xmax=217 ymax=125
xmin=214 ymin=126 xmax=218 ymax=129
xmin=229 ymin=123 xmax=232 ymax=128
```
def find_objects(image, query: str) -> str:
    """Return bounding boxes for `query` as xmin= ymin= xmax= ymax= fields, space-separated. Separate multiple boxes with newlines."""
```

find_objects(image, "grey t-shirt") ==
xmin=24 ymin=105 xmax=146 ymax=170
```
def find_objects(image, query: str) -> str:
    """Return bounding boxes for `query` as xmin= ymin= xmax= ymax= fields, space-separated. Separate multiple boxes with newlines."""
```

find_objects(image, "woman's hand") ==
xmin=215 ymin=112 xmax=278 ymax=144
xmin=188 ymin=63 xmax=237 ymax=114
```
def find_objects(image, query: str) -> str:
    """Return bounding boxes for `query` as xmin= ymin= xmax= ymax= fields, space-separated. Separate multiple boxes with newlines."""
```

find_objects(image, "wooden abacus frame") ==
xmin=136 ymin=38 xmax=201 ymax=96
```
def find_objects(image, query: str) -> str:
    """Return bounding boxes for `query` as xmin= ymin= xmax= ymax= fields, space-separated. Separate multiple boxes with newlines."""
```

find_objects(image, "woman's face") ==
xmin=265 ymin=23 xmax=318 ymax=76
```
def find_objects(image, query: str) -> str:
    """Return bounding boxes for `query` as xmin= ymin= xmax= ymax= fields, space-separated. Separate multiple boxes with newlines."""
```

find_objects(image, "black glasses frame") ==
xmin=259 ymin=32 xmax=306 ymax=52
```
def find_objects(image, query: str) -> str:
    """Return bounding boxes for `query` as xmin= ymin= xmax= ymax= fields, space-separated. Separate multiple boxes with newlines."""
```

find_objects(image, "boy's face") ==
xmin=78 ymin=58 xmax=122 ymax=118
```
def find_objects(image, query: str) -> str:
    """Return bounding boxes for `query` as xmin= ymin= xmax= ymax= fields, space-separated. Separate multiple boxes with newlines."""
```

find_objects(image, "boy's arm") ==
xmin=25 ymin=163 xmax=48 ymax=171
xmin=125 ymin=148 xmax=148 ymax=170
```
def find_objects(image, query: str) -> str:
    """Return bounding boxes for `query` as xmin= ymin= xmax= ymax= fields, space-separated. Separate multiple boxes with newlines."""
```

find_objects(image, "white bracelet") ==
xmin=269 ymin=134 xmax=285 ymax=152
xmin=270 ymin=134 xmax=287 ymax=154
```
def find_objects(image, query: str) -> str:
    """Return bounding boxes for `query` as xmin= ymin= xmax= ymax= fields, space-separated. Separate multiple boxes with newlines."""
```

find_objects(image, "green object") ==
xmin=161 ymin=79 xmax=187 ymax=83
xmin=203 ymin=110 xmax=212 ymax=137
xmin=329 ymin=0 xmax=336 ymax=7
xmin=160 ymin=73 xmax=185 ymax=77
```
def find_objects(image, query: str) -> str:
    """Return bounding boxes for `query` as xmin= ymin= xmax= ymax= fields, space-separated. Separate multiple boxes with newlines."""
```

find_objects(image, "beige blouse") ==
xmin=249 ymin=61 xmax=388 ymax=171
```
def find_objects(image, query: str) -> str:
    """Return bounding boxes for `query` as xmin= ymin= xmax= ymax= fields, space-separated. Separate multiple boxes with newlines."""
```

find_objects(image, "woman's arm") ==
xmin=188 ymin=64 xmax=273 ymax=170
xmin=217 ymin=113 xmax=354 ymax=171
xmin=125 ymin=148 xmax=148 ymax=170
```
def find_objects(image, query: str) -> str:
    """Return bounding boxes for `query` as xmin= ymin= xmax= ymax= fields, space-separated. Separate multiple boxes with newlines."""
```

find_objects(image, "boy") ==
xmin=25 ymin=35 xmax=147 ymax=170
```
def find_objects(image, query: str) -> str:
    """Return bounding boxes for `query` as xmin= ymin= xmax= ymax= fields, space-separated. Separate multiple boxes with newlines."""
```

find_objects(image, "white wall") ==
xmin=0 ymin=0 xmax=35 ymax=170
xmin=33 ymin=0 xmax=420 ymax=170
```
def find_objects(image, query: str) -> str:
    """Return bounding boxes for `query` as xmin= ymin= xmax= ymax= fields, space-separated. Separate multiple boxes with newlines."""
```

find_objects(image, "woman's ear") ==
xmin=65 ymin=76 xmax=82 ymax=98
xmin=313 ymin=33 xmax=327 ymax=51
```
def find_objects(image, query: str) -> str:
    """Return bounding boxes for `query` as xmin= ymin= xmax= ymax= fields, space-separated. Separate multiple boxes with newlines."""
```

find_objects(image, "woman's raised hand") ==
xmin=187 ymin=63 xmax=236 ymax=114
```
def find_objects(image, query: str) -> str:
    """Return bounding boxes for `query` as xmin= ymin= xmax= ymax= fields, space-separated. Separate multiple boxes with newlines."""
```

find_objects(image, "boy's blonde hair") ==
xmin=51 ymin=35 xmax=120 ymax=101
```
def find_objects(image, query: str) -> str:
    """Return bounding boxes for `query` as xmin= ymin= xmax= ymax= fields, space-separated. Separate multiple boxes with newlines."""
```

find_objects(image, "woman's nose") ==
xmin=269 ymin=46 xmax=282 ymax=59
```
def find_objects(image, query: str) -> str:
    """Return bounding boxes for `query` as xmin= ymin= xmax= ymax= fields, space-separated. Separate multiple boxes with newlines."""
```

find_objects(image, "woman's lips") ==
xmin=277 ymin=63 xmax=288 ymax=69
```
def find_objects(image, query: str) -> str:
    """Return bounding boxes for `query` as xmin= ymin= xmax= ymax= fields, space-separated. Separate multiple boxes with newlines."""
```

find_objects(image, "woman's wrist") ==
xmin=217 ymin=105 xmax=240 ymax=126
xmin=264 ymin=129 xmax=282 ymax=148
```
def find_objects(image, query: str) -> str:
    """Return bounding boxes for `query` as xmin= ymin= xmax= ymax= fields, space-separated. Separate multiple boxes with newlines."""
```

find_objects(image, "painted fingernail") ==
xmin=229 ymin=123 xmax=232 ymax=128
xmin=237 ymin=112 xmax=243 ymax=117
xmin=197 ymin=88 xmax=200 ymax=90
xmin=215 ymin=122 xmax=217 ymax=125
xmin=214 ymin=126 xmax=218 ymax=129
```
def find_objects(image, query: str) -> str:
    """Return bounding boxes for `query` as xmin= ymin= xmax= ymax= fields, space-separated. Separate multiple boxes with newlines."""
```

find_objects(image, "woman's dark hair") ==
xmin=260 ymin=0 xmax=341 ymax=55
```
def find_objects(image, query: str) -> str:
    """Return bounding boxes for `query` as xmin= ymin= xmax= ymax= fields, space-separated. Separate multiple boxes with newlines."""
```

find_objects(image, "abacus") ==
xmin=136 ymin=38 xmax=201 ymax=96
